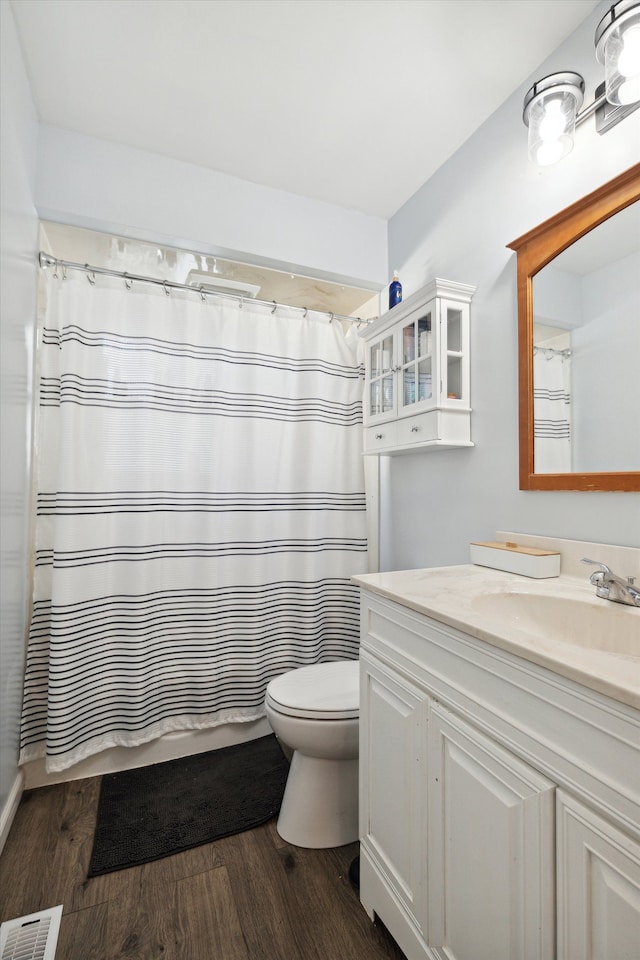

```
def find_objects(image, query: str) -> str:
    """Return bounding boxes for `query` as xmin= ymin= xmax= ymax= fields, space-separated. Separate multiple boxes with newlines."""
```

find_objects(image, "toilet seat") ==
xmin=266 ymin=660 xmax=359 ymax=720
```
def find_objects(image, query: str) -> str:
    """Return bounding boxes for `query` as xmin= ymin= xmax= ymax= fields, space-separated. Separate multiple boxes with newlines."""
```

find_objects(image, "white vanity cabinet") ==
xmin=361 ymin=279 xmax=475 ymax=455
xmin=358 ymin=589 xmax=640 ymax=960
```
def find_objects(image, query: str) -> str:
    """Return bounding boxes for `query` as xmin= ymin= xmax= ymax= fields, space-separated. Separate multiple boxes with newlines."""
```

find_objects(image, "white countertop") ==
xmin=353 ymin=565 xmax=640 ymax=710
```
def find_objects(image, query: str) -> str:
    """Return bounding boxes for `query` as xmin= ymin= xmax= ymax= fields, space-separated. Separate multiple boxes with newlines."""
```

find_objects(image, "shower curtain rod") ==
xmin=38 ymin=252 xmax=375 ymax=325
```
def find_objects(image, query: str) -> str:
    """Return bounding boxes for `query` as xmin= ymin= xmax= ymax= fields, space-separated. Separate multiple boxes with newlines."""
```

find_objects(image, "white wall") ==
xmin=0 ymin=0 xmax=39 ymax=838
xmin=383 ymin=1 xmax=640 ymax=570
xmin=36 ymin=125 xmax=388 ymax=290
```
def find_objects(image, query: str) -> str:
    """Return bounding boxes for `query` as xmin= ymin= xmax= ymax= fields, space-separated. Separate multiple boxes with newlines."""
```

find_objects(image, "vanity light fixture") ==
xmin=523 ymin=72 xmax=585 ymax=166
xmin=523 ymin=0 xmax=640 ymax=166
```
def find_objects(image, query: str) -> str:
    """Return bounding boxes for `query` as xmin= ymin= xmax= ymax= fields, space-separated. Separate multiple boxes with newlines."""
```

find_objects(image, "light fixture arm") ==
xmin=575 ymin=86 xmax=608 ymax=126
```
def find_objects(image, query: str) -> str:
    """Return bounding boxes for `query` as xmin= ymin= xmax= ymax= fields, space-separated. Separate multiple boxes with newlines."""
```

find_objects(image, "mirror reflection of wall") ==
xmin=533 ymin=200 xmax=640 ymax=474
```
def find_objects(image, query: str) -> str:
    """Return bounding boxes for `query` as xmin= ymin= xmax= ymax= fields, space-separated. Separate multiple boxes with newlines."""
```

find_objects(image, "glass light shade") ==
xmin=523 ymin=72 xmax=584 ymax=167
xmin=603 ymin=19 xmax=640 ymax=104
xmin=596 ymin=1 xmax=640 ymax=106
xmin=526 ymin=89 xmax=580 ymax=166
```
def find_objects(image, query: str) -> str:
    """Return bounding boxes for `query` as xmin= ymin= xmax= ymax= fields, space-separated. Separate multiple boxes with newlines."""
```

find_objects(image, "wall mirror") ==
xmin=508 ymin=164 xmax=640 ymax=491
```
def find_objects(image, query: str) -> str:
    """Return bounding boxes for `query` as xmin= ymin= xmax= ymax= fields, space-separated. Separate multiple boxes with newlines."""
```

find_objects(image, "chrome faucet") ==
xmin=581 ymin=559 xmax=640 ymax=607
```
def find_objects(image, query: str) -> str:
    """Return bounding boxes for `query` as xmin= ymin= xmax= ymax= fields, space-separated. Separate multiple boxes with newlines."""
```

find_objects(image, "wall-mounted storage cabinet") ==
xmin=361 ymin=279 xmax=475 ymax=455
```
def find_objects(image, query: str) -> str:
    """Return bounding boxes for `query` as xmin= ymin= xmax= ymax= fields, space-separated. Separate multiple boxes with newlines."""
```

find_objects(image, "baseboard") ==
xmin=0 ymin=770 xmax=24 ymax=855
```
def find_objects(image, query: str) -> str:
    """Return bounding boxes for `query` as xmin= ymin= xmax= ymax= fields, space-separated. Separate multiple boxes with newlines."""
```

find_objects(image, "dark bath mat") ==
xmin=87 ymin=734 xmax=289 ymax=876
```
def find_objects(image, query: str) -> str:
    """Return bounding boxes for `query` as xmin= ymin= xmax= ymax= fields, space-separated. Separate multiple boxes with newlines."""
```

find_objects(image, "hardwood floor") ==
xmin=0 ymin=776 xmax=406 ymax=960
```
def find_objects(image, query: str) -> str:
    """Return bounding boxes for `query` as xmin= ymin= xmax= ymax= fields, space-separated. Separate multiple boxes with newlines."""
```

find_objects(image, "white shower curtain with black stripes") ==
xmin=533 ymin=348 xmax=572 ymax=473
xmin=20 ymin=270 xmax=368 ymax=772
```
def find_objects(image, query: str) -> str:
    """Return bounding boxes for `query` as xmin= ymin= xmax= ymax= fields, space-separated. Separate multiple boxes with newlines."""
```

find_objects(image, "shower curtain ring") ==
xmin=199 ymin=285 xmax=207 ymax=302
xmin=85 ymin=266 xmax=96 ymax=285
xmin=123 ymin=273 xmax=132 ymax=290
xmin=329 ymin=313 xmax=334 ymax=324
xmin=164 ymin=281 xmax=171 ymax=296
xmin=52 ymin=260 xmax=59 ymax=280
xmin=271 ymin=301 xmax=277 ymax=314
xmin=303 ymin=308 xmax=308 ymax=319
xmin=62 ymin=266 xmax=67 ymax=281
xmin=239 ymin=296 xmax=244 ymax=309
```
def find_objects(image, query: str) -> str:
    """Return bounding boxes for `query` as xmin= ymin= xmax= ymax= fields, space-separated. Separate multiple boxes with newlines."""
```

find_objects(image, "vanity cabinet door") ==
xmin=557 ymin=790 xmax=640 ymax=960
xmin=359 ymin=652 xmax=429 ymax=937
xmin=427 ymin=703 xmax=556 ymax=960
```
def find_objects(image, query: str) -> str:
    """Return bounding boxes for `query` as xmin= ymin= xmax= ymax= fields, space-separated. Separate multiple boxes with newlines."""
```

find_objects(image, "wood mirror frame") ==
xmin=508 ymin=163 xmax=640 ymax=492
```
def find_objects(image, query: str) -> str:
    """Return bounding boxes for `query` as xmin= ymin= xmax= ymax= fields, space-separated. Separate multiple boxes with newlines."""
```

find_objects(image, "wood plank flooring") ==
xmin=0 ymin=776 xmax=406 ymax=960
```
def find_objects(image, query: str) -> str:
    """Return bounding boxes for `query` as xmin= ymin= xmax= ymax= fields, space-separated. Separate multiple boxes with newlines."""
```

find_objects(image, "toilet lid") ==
xmin=266 ymin=660 xmax=359 ymax=720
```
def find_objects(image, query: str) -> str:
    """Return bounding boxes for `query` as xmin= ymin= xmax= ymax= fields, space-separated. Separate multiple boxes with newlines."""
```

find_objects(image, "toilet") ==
xmin=265 ymin=659 xmax=359 ymax=849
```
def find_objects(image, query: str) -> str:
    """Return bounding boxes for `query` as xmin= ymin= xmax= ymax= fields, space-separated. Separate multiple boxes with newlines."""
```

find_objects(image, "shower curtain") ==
xmin=20 ymin=270 xmax=367 ymax=772
xmin=533 ymin=348 xmax=572 ymax=473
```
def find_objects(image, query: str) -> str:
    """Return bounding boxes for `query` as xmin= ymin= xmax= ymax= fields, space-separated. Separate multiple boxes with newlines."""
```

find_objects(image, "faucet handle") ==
xmin=581 ymin=558 xmax=612 ymax=574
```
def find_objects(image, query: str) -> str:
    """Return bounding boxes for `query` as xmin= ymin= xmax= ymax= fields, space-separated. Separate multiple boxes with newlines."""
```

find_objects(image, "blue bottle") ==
xmin=389 ymin=271 xmax=402 ymax=310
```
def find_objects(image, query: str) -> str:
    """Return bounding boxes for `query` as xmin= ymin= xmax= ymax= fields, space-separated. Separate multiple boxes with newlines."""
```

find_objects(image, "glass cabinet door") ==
xmin=401 ymin=309 xmax=433 ymax=411
xmin=368 ymin=334 xmax=395 ymax=418
xmin=442 ymin=303 xmax=466 ymax=403
xmin=417 ymin=312 xmax=433 ymax=403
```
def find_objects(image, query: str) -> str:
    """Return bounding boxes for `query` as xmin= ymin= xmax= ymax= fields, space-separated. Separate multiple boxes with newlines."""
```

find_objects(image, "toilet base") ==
xmin=276 ymin=750 xmax=359 ymax=848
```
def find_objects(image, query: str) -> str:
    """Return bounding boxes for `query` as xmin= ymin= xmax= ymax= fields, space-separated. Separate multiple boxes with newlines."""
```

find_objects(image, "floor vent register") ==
xmin=0 ymin=906 xmax=63 ymax=960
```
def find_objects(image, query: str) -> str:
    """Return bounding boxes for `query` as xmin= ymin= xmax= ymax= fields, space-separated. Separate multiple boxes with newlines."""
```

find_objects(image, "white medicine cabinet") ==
xmin=361 ymin=278 xmax=475 ymax=455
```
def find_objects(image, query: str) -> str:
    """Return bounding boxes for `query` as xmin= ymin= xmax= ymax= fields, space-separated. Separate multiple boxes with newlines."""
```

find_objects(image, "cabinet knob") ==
xmin=375 ymin=433 xmax=383 ymax=440
xmin=411 ymin=425 xmax=420 ymax=433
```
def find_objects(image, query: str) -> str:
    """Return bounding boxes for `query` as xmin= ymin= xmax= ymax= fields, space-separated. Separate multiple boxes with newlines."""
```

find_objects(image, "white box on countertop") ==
xmin=470 ymin=540 xmax=561 ymax=578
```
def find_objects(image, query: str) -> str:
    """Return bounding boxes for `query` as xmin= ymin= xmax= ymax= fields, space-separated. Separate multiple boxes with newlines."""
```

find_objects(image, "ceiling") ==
xmin=12 ymin=0 xmax=600 ymax=220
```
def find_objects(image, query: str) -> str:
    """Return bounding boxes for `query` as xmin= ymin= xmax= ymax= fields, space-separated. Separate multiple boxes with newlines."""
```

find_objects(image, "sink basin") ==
xmin=471 ymin=591 xmax=639 ymax=658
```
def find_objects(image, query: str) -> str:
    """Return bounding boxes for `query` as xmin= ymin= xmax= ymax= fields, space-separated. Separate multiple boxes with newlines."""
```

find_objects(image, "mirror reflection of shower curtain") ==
xmin=533 ymin=348 xmax=572 ymax=473
xmin=20 ymin=271 xmax=367 ymax=773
